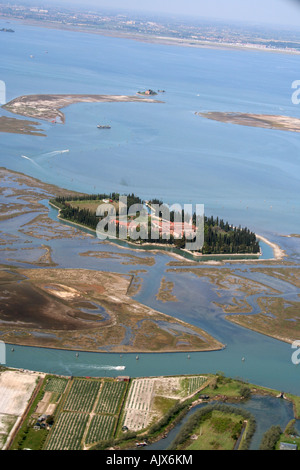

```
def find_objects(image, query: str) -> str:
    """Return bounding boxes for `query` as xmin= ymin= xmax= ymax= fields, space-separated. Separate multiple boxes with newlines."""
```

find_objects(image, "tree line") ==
xmin=51 ymin=194 xmax=260 ymax=254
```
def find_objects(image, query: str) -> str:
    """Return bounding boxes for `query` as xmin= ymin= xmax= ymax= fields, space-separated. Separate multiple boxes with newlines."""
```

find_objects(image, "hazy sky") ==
xmin=45 ymin=0 xmax=300 ymax=27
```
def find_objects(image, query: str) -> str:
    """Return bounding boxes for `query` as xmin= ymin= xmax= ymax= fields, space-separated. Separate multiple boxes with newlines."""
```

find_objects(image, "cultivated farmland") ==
xmin=95 ymin=381 xmax=126 ymax=415
xmin=44 ymin=378 xmax=128 ymax=450
xmin=10 ymin=373 xmax=209 ymax=449
xmin=123 ymin=376 xmax=209 ymax=432
xmin=85 ymin=414 xmax=116 ymax=445
xmin=0 ymin=369 xmax=43 ymax=449
xmin=44 ymin=377 xmax=68 ymax=394
xmin=45 ymin=411 xmax=89 ymax=450
xmin=63 ymin=378 xmax=101 ymax=412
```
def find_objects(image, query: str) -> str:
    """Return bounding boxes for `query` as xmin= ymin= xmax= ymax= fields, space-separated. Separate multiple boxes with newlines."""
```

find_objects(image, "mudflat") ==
xmin=3 ymin=93 xmax=163 ymax=123
xmin=0 ymin=116 xmax=45 ymax=136
xmin=196 ymin=111 xmax=300 ymax=133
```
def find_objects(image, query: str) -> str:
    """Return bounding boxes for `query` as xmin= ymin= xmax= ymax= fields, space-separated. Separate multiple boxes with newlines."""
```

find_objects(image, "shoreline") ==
xmin=3 ymin=93 xmax=163 ymax=124
xmin=196 ymin=111 xmax=300 ymax=134
xmin=3 ymin=17 xmax=300 ymax=56
xmin=3 ymin=338 xmax=225 ymax=355
xmin=226 ymin=315 xmax=295 ymax=346
xmin=50 ymin=201 xmax=279 ymax=263
xmin=255 ymin=234 xmax=285 ymax=260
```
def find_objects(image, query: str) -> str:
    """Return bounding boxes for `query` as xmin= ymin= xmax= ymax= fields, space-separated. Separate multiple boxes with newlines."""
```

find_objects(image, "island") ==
xmin=2 ymin=93 xmax=163 ymax=124
xmin=196 ymin=111 xmax=300 ymax=133
xmin=50 ymin=192 xmax=260 ymax=257
xmin=0 ymin=116 xmax=46 ymax=136
xmin=137 ymin=89 xmax=158 ymax=96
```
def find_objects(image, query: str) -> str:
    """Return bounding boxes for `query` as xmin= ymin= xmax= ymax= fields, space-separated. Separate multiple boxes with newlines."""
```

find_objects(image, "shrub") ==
xmin=240 ymin=385 xmax=251 ymax=399
xmin=259 ymin=425 xmax=282 ymax=450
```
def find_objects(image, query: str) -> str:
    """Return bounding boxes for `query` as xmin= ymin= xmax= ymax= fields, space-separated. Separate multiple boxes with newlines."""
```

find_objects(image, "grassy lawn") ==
xmin=14 ymin=427 xmax=48 ymax=450
xmin=200 ymin=376 xmax=245 ymax=398
xmin=185 ymin=410 xmax=244 ymax=450
xmin=152 ymin=396 xmax=178 ymax=416
xmin=68 ymin=199 xmax=115 ymax=212
xmin=10 ymin=379 xmax=47 ymax=450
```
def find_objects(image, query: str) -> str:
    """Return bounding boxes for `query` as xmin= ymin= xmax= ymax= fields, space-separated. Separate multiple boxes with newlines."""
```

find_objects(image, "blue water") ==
xmin=1 ymin=21 xmax=300 ymax=236
xmin=0 ymin=21 xmax=300 ymax=397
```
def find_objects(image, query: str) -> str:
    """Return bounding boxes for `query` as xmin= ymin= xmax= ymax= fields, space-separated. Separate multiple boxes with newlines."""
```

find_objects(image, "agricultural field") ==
xmin=9 ymin=373 xmax=211 ymax=449
xmin=43 ymin=378 xmax=128 ymax=450
xmin=181 ymin=376 xmax=208 ymax=396
xmin=63 ymin=378 xmax=101 ymax=412
xmin=44 ymin=377 xmax=68 ymax=394
xmin=10 ymin=374 xmax=69 ymax=450
xmin=123 ymin=375 xmax=209 ymax=432
xmin=0 ymin=414 xmax=18 ymax=449
xmin=95 ymin=381 xmax=127 ymax=415
xmin=0 ymin=369 xmax=43 ymax=450
xmin=45 ymin=412 xmax=89 ymax=450
xmin=85 ymin=414 xmax=116 ymax=445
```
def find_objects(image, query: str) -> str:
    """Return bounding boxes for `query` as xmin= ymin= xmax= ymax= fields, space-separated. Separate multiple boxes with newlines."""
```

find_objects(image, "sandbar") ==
xmin=196 ymin=111 xmax=300 ymax=133
xmin=3 ymin=93 xmax=163 ymax=123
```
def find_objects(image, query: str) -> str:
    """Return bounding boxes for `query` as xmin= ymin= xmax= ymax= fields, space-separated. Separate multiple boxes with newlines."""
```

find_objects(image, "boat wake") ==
xmin=21 ymin=150 xmax=69 ymax=161
xmin=74 ymin=364 xmax=126 ymax=371
xmin=21 ymin=155 xmax=40 ymax=168
xmin=38 ymin=149 xmax=69 ymax=157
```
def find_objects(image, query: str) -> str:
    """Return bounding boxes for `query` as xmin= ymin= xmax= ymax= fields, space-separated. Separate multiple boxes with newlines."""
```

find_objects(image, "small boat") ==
xmin=242 ymin=357 xmax=245 ymax=362
xmin=97 ymin=125 xmax=111 ymax=129
xmin=187 ymin=354 xmax=191 ymax=360
xmin=136 ymin=441 xmax=147 ymax=447
xmin=75 ymin=353 xmax=79 ymax=358
xmin=136 ymin=355 xmax=139 ymax=360
xmin=11 ymin=348 xmax=14 ymax=352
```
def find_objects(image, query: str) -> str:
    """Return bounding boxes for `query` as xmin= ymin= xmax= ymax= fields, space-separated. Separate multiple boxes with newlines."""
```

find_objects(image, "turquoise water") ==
xmin=0 ymin=21 xmax=300 ymax=395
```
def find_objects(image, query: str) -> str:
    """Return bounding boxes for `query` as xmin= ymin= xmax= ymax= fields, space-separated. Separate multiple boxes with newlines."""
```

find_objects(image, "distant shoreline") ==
xmin=3 ymin=17 xmax=300 ymax=56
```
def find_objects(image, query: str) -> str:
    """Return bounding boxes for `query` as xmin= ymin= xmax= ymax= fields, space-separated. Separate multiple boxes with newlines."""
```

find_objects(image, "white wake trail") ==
xmin=21 ymin=155 xmax=40 ymax=168
xmin=39 ymin=149 xmax=69 ymax=157
xmin=74 ymin=364 xmax=126 ymax=371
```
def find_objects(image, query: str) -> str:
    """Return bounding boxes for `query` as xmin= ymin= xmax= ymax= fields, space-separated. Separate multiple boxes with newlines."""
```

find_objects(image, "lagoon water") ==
xmin=1 ymin=21 xmax=300 ymax=236
xmin=1 ymin=21 xmax=300 ymax=394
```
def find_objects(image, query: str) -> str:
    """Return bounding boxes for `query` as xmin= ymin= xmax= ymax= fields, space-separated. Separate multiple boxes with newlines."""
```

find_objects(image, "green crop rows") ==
xmin=95 ymin=381 xmax=126 ymax=415
xmin=85 ymin=414 xmax=116 ymax=445
xmin=187 ymin=376 xmax=207 ymax=395
xmin=63 ymin=379 xmax=101 ymax=412
xmin=44 ymin=379 xmax=128 ymax=449
xmin=45 ymin=412 xmax=89 ymax=450
xmin=44 ymin=377 xmax=68 ymax=395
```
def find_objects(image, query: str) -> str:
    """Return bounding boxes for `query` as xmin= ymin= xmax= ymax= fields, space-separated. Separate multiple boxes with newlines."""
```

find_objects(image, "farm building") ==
xmin=117 ymin=376 xmax=130 ymax=382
